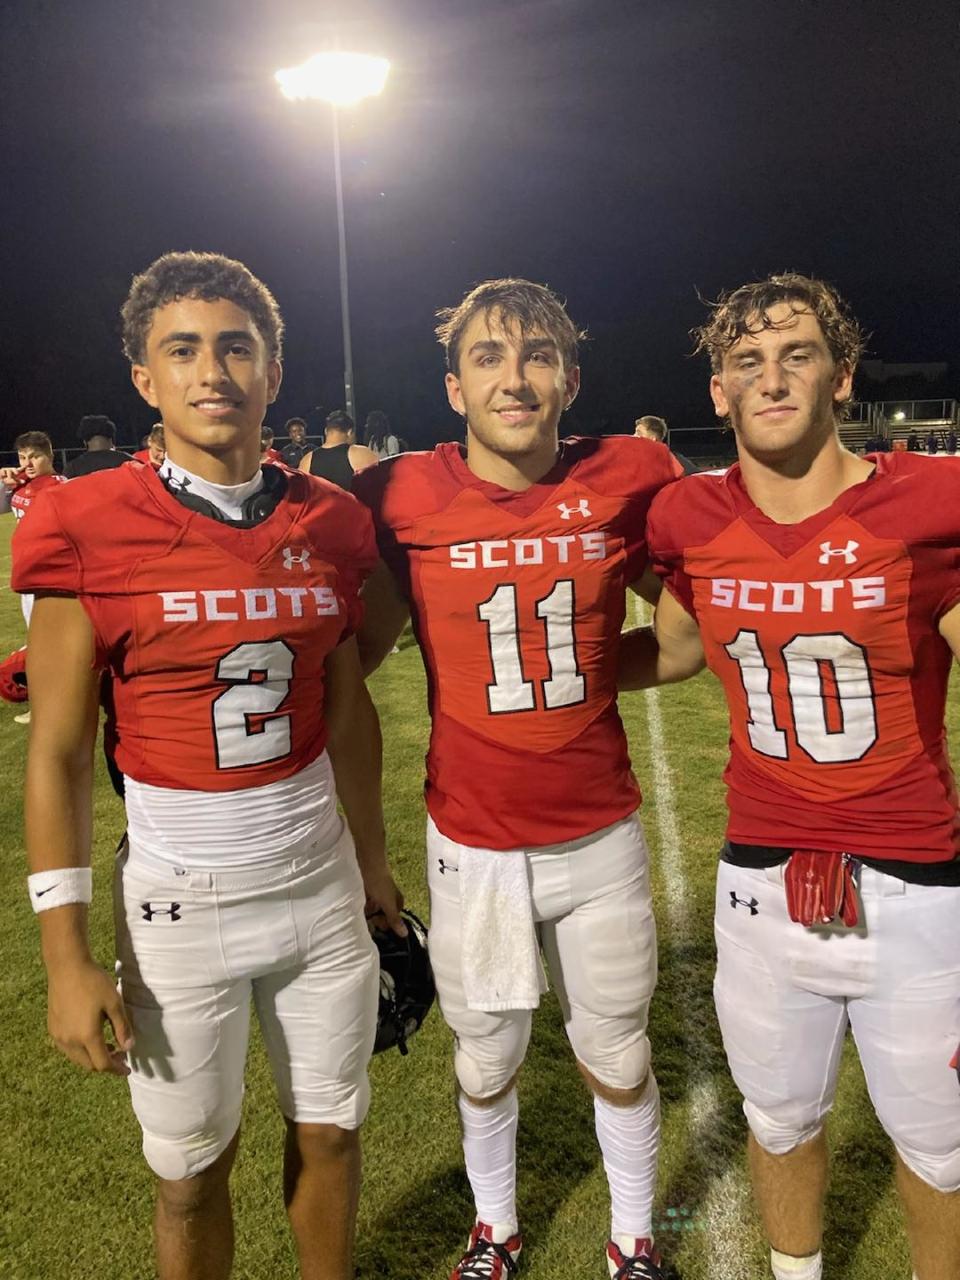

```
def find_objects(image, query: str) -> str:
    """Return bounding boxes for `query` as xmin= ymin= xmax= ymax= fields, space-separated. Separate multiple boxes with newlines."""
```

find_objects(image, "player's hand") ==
xmin=0 ymin=467 xmax=21 ymax=489
xmin=363 ymin=866 xmax=407 ymax=938
xmin=46 ymin=959 xmax=134 ymax=1076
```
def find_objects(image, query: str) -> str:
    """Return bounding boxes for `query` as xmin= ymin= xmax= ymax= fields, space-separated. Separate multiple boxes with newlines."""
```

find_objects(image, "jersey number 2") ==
xmin=478 ymin=581 xmax=586 ymax=714
xmin=212 ymin=640 xmax=295 ymax=769
xmin=724 ymin=629 xmax=877 ymax=764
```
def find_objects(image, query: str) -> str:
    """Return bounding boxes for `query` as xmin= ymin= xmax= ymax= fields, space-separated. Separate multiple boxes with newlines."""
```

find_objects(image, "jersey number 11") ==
xmin=478 ymin=581 xmax=587 ymax=714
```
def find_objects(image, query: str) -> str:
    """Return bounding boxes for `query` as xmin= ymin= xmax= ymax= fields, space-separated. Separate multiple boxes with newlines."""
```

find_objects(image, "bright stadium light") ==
xmin=893 ymin=410 xmax=906 ymax=421
xmin=275 ymin=51 xmax=390 ymax=423
xmin=275 ymin=51 xmax=389 ymax=106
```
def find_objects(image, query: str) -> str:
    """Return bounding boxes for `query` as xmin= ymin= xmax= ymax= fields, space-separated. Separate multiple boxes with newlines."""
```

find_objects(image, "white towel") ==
xmin=459 ymin=846 xmax=547 ymax=1011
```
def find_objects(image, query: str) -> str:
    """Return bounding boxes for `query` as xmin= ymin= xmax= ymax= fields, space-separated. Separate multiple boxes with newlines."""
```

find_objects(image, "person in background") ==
xmin=260 ymin=426 xmax=283 ymax=465
xmin=300 ymin=411 xmax=378 ymax=491
xmin=64 ymin=415 xmax=134 ymax=478
xmin=1 ymin=431 xmax=68 ymax=722
xmin=634 ymin=414 xmax=698 ymax=476
xmin=281 ymin=417 xmax=310 ymax=467
xmin=364 ymin=410 xmax=401 ymax=459
xmin=133 ymin=424 xmax=165 ymax=469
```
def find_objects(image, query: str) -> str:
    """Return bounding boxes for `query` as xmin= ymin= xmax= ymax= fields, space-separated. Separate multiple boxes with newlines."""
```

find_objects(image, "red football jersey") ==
xmin=132 ymin=449 xmax=161 ymax=468
xmin=12 ymin=464 xmax=376 ymax=791
xmin=10 ymin=472 xmax=66 ymax=521
xmin=355 ymin=437 xmax=681 ymax=848
xmin=647 ymin=453 xmax=960 ymax=862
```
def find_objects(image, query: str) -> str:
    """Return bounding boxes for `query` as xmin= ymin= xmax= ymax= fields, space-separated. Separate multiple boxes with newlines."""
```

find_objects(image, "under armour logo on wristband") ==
xmin=282 ymin=547 xmax=311 ymax=571
xmin=141 ymin=902 xmax=182 ymax=922
xmin=818 ymin=540 xmax=859 ymax=565
xmin=557 ymin=499 xmax=592 ymax=520
xmin=729 ymin=892 xmax=759 ymax=915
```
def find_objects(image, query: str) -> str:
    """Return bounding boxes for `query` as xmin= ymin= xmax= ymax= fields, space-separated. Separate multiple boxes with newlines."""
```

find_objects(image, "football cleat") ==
xmin=606 ymin=1236 xmax=664 ymax=1279
xmin=0 ymin=647 xmax=28 ymax=704
xmin=371 ymin=908 xmax=436 ymax=1055
xmin=450 ymin=1221 xmax=522 ymax=1279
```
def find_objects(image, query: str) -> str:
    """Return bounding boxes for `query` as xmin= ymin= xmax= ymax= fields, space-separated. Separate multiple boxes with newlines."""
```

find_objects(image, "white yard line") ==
xmin=633 ymin=597 xmax=752 ymax=1279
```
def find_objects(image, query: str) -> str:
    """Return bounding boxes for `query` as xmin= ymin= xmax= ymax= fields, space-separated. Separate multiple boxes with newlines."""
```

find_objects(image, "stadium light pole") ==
xmin=275 ymin=51 xmax=390 ymax=426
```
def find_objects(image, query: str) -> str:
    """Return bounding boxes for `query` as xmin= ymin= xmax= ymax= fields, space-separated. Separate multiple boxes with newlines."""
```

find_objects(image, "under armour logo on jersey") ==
xmin=557 ymin=499 xmax=592 ymax=520
xmin=818 ymin=540 xmax=859 ymax=565
xmin=437 ymin=859 xmax=458 ymax=875
xmin=282 ymin=547 xmax=312 ymax=572
xmin=729 ymin=892 xmax=759 ymax=915
xmin=141 ymin=901 xmax=182 ymax=922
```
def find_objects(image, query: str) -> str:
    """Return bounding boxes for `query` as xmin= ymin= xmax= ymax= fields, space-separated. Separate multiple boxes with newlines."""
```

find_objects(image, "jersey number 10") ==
xmin=724 ymin=628 xmax=878 ymax=764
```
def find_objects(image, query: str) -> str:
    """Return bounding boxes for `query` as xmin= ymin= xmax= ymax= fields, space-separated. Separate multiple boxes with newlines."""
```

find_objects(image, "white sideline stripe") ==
xmin=643 ymin=681 xmax=689 ymax=934
xmin=635 ymin=598 xmax=747 ymax=1279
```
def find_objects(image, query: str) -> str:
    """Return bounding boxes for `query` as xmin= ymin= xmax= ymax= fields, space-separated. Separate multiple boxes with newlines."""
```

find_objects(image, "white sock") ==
xmin=770 ymin=1247 xmax=822 ymax=1280
xmin=594 ymin=1073 xmax=661 ymax=1239
xmin=458 ymin=1090 xmax=519 ymax=1232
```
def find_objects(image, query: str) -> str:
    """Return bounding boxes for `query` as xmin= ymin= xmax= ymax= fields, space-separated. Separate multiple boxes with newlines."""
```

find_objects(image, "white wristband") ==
xmin=28 ymin=867 xmax=93 ymax=913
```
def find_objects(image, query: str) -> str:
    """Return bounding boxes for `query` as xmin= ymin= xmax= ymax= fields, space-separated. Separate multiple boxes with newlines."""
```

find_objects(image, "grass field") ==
xmin=0 ymin=511 xmax=952 ymax=1279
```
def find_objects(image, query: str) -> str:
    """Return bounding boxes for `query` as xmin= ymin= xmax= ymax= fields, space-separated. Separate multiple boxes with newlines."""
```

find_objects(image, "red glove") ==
xmin=784 ymin=851 xmax=859 ymax=927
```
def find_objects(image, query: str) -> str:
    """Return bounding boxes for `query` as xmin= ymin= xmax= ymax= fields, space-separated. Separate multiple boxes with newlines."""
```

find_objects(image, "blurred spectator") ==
xmin=300 ymin=410 xmax=378 ymax=489
xmin=926 ymin=430 xmax=939 ymax=455
xmin=1 ymin=431 xmax=67 ymax=529
xmin=133 ymin=423 xmax=165 ymax=469
xmin=867 ymin=434 xmax=891 ymax=453
xmin=1 ymin=431 xmax=68 ymax=716
xmin=634 ymin=413 xmax=698 ymax=475
xmin=64 ymin=415 xmax=133 ymax=478
xmin=260 ymin=426 xmax=283 ymax=465
xmin=365 ymin=409 xmax=402 ymax=459
xmin=280 ymin=417 xmax=309 ymax=466
xmin=907 ymin=429 xmax=921 ymax=452
xmin=947 ymin=430 xmax=958 ymax=455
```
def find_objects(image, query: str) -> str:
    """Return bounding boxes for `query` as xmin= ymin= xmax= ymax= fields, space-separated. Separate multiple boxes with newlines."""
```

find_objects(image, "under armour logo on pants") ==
xmin=729 ymin=892 xmax=759 ymax=915
xmin=141 ymin=902 xmax=182 ymax=922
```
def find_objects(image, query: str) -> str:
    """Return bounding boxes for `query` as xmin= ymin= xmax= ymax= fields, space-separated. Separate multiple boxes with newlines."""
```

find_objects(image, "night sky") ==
xmin=2 ymin=0 xmax=958 ymax=452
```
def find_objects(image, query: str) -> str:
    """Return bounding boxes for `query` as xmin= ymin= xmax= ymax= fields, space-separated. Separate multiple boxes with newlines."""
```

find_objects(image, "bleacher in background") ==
xmin=669 ymin=398 xmax=959 ymax=466
xmin=839 ymin=399 xmax=958 ymax=452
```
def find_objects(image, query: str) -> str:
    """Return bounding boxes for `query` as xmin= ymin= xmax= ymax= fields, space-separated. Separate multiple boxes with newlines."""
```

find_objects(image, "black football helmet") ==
xmin=372 ymin=909 xmax=436 ymax=1055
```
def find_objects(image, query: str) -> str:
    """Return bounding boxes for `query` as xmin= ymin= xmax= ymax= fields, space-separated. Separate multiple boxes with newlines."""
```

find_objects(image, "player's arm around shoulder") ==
xmin=26 ymin=594 xmax=134 ymax=1076
xmin=618 ymin=576 xmax=706 ymax=690
xmin=324 ymin=636 xmax=406 ymax=936
xmin=350 ymin=460 xmax=411 ymax=676
xmin=356 ymin=558 xmax=410 ymax=676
